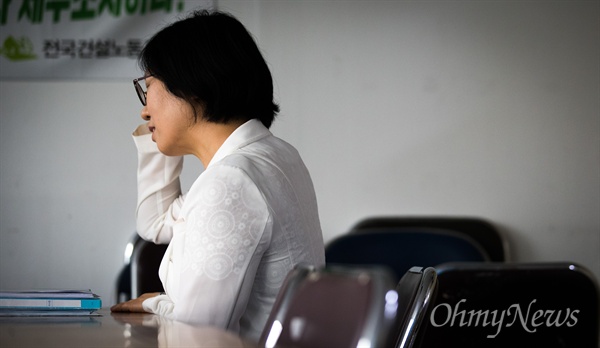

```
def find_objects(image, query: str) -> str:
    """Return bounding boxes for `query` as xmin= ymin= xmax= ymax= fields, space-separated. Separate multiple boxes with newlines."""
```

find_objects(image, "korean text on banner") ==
xmin=0 ymin=0 xmax=215 ymax=80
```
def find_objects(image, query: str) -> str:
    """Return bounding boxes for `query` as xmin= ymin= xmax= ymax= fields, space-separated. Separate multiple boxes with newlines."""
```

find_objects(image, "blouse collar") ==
xmin=207 ymin=119 xmax=271 ymax=169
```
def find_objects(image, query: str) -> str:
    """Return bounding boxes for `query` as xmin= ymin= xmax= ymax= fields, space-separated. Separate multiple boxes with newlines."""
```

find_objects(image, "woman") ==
xmin=110 ymin=10 xmax=325 ymax=341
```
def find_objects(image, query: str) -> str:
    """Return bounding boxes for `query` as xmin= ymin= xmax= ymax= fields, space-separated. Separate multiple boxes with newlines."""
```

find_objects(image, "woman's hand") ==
xmin=133 ymin=123 xmax=152 ymax=136
xmin=110 ymin=292 xmax=161 ymax=313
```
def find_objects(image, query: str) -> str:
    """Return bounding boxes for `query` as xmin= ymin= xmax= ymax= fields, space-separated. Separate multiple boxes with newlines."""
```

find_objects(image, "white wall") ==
xmin=1 ymin=0 xmax=598 ymax=305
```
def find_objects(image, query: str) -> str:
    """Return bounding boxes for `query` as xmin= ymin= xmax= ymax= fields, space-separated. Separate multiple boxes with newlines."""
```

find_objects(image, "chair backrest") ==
xmin=260 ymin=265 xmax=400 ymax=348
xmin=351 ymin=216 xmax=508 ymax=262
xmin=325 ymin=228 xmax=489 ymax=280
xmin=416 ymin=262 xmax=599 ymax=348
xmin=130 ymin=236 xmax=168 ymax=298
xmin=115 ymin=233 xmax=168 ymax=302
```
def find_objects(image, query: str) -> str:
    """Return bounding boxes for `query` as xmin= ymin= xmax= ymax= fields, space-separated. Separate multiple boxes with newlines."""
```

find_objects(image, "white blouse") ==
xmin=133 ymin=119 xmax=325 ymax=341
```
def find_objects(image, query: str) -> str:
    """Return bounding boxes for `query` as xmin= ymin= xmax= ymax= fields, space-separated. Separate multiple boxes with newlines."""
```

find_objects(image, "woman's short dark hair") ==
xmin=139 ymin=10 xmax=279 ymax=128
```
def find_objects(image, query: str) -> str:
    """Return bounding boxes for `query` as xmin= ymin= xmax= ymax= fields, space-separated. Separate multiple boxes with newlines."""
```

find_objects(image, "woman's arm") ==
xmin=142 ymin=164 xmax=271 ymax=330
xmin=133 ymin=124 xmax=185 ymax=244
xmin=110 ymin=292 xmax=161 ymax=313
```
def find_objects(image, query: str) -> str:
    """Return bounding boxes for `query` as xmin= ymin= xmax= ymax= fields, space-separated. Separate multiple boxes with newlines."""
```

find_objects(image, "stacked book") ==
xmin=0 ymin=290 xmax=102 ymax=316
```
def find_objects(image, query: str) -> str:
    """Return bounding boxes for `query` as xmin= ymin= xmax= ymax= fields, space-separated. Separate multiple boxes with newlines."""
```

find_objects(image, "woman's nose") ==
xmin=141 ymin=107 xmax=150 ymax=121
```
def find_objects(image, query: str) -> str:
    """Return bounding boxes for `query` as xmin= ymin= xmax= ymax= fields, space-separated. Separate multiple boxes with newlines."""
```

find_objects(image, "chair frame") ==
xmin=395 ymin=266 xmax=438 ymax=348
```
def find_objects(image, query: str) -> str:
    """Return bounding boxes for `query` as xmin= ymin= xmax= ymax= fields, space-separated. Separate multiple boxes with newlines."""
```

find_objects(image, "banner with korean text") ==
xmin=0 ymin=0 xmax=215 ymax=79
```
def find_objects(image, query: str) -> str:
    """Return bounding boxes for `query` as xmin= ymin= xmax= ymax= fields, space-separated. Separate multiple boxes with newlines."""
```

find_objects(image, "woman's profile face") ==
xmin=140 ymin=77 xmax=198 ymax=156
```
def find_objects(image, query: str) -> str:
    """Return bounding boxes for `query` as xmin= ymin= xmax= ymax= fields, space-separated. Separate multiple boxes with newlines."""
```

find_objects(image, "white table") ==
xmin=0 ymin=309 xmax=255 ymax=347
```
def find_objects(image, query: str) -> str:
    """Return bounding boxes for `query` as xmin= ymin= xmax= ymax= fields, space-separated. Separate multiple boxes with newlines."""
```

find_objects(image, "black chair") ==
xmin=351 ymin=216 xmax=508 ymax=262
xmin=394 ymin=267 xmax=438 ymax=348
xmin=325 ymin=228 xmax=489 ymax=281
xmin=416 ymin=262 xmax=599 ymax=348
xmin=260 ymin=264 xmax=400 ymax=348
xmin=114 ymin=233 xmax=168 ymax=303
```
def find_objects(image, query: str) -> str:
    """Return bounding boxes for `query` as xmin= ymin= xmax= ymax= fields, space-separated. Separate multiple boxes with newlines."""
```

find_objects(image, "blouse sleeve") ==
xmin=142 ymin=163 xmax=271 ymax=331
xmin=133 ymin=124 xmax=185 ymax=244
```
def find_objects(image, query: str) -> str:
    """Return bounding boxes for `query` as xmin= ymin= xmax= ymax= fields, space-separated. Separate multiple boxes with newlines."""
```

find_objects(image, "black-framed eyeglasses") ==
xmin=133 ymin=75 xmax=151 ymax=106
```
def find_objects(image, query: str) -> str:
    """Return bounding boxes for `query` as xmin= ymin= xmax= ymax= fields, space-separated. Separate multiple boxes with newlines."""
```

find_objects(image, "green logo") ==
xmin=0 ymin=36 xmax=37 ymax=61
